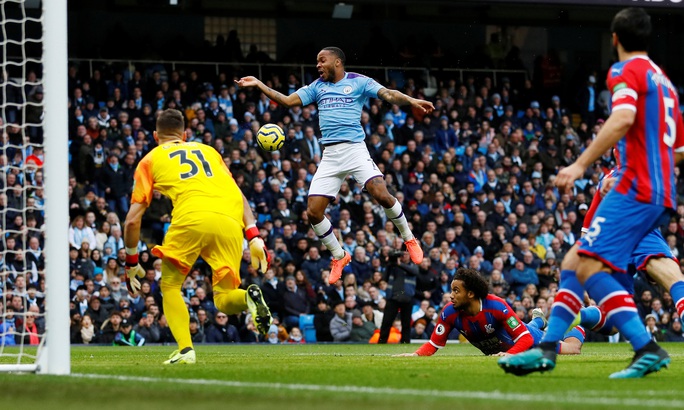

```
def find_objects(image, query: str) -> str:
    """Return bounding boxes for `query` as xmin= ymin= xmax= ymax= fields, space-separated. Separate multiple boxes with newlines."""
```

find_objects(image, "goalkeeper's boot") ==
xmin=609 ymin=342 xmax=670 ymax=379
xmin=163 ymin=347 xmax=196 ymax=365
xmin=247 ymin=284 xmax=272 ymax=335
xmin=328 ymin=251 xmax=351 ymax=285
xmin=498 ymin=342 xmax=557 ymax=376
xmin=531 ymin=308 xmax=548 ymax=330
xmin=404 ymin=238 xmax=424 ymax=265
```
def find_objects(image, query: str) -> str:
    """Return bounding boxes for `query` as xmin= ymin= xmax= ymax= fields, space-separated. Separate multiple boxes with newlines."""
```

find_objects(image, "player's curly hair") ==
xmin=454 ymin=268 xmax=489 ymax=300
xmin=322 ymin=46 xmax=346 ymax=65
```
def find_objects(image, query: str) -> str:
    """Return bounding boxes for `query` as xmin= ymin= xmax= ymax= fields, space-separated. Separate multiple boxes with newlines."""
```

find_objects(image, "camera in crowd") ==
xmin=384 ymin=249 xmax=406 ymax=266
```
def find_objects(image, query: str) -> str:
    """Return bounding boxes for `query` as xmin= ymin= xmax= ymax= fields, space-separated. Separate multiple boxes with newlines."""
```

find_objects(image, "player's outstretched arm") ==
xmin=393 ymin=352 xmax=418 ymax=357
xmin=377 ymin=88 xmax=434 ymax=114
xmin=235 ymin=76 xmax=303 ymax=108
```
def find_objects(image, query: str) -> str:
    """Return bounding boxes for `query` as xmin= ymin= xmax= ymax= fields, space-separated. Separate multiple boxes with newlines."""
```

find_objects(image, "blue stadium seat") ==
xmin=257 ymin=213 xmax=272 ymax=225
xmin=299 ymin=314 xmax=316 ymax=343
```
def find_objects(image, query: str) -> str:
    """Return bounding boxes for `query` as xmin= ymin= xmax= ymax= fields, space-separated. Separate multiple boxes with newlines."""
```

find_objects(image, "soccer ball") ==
xmin=256 ymin=123 xmax=285 ymax=152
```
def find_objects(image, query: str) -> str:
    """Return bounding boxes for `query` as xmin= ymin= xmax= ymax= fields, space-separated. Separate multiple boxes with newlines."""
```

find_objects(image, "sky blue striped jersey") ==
xmin=295 ymin=72 xmax=384 ymax=145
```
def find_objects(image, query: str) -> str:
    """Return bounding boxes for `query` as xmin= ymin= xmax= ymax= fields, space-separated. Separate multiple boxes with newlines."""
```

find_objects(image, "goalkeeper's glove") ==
xmin=245 ymin=224 xmax=271 ymax=273
xmin=125 ymin=247 xmax=145 ymax=295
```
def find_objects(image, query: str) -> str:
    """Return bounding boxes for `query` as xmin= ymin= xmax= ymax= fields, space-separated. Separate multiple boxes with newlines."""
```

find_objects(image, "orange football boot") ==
xmin=328 ymin=251 xmax=352 ymax=285
xmin=404 ymin=238 xmax=424 ymax=264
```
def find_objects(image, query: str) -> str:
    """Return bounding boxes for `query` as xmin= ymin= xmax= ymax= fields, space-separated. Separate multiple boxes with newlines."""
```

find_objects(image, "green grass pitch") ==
xmin=1 ymin=343 xmax=682 ymax=409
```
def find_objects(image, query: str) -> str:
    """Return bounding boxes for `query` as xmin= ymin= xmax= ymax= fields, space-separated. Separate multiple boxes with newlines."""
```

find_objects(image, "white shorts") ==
xmin=309 ymin=142 xmax=383 ymax=199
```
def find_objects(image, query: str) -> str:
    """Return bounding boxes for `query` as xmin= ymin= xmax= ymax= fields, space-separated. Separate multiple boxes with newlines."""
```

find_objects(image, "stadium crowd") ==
xmin=3 ymin=60 xmax=684 ymax=347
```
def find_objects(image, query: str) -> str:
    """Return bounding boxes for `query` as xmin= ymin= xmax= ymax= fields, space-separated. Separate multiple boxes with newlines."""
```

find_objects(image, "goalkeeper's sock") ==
xmin=384 ymin=199 xmax=414 ymax=241
xmin=160 ymin=269 xmax=193 ymax=351
xmin=542 ymin=270 xmax=583 ymax=344
xmin=214 ymin=288 xmax=248 ymax=316
xmin=313 ymin=218 xmax=345 ymax=259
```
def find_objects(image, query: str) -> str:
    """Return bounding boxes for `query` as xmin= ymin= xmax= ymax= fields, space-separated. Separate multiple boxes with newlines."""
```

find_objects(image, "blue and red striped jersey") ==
xmin=607 ymin=56 xmax=684 ymax=209
xmin=582 ymin=167 xmax=619 ymax=234
xmin=427 ymin=295 xmax=542 ymax=355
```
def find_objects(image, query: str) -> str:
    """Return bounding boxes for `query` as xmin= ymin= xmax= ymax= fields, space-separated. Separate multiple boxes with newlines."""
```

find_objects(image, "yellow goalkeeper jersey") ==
xmin=131 ymin=140 xmax=243 ymax=225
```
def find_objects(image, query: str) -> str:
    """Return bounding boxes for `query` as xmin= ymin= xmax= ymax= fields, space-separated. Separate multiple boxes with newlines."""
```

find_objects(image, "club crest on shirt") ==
xmin=343 ymin=86 xmax=353 ymax=94
xmin=485 ymin=324 xmax=495 ymax=334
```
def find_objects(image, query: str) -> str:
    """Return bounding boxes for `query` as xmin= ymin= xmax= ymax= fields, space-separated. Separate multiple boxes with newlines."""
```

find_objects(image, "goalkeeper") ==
xmin=123 ymin=109 xmax=272 ymax=365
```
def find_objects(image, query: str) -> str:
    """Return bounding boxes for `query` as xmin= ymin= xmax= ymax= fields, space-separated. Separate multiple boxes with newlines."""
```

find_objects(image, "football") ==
xmin=256 ymin=123 xmax=285 ymax=152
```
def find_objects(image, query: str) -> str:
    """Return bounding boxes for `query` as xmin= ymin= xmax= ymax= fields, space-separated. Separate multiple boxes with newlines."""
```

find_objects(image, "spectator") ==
xmin=294 ymin=270 xmax=317 ymax=306
xmin=98 ymin=286 xmax=117 ymax=313
xmin=576 ymin=75 xmax=597 ymax=126
xmin=134 ymin=312 xmax=161 ymax=343
xmin=637 ymin=290 xmax=653 ymax=320
xmin=285 ymin=326 xmax=306 ymax=344
xmin=14 ymin=309 xmax=41 ymax=346
xmin=350 ymin=309 xmax=375 ymax=342
xmin=350 ymin=247 xmax=373 ymax=283
xmin=84 ymin=296 xmax=108 ymax=329
xmin=100 ymin=154 xmax=129 ymax=218
xmin=69 ymin=215 xmax=96 ymax=250
xmin=379 ymin=253 xmax=417 ymax=344
xmin=330 ymin=301 xmax=352 ymax=342
xmin=665 ymin=318 xmax=684 ymax=342
xmin=361 ymin=301 xmax=383 ymax=329
xmin=0 ymin=313 xmax=16 ymax=346
xmin=644 ymin=314 xmax=665 ymax=342
xmin=301 ymin=247 xmax=329 ymax=286
xmin=282 ymin=275 xmax=311 ymax=329
xmin=113 ymin=318 xmax=145 ymax=346
xmin=261 ymin=269 xmax=285 ymax=319
xmin=77 ymin=315 xmax=97 ymax=344
xmin=509 ymin=259 xmax=539 ymax=296
xmin=205 ymin=311 xmax=240 ymax=343
xmin=313 ymin=297 xmax=334 ymax=342
xmin=411 ymin=318 xmax=430 ymax=340
xmin=99 ymin=311 xmax=122 ymax=344
xmin=266 ymin=324 xmax=279 ymax=344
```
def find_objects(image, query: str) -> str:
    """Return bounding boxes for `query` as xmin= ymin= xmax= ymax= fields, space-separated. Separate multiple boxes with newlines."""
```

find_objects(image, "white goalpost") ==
xmin=0 ymin=0 xmax=69 ymax=374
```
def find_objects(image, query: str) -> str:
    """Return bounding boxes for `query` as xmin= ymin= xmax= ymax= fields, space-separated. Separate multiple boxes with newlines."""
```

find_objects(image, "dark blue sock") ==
xmin=542 ymin=270 xmax=584 ymax=344
xmin=585 ymin=272 xmax=651 ymax=351
xmin=579 ymin=306 xmax=602 ymax=330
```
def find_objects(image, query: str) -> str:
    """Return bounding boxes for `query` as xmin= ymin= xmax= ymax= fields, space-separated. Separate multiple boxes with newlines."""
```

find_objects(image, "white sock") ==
xmin=384 ymin=199 xmax=414 ymax=241
xmin=312 ymin=218 xmax=345 ymax=259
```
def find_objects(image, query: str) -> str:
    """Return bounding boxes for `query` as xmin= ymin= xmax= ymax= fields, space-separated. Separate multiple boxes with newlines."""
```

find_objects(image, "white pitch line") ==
xmin=70 ymin=373 xmax=683 ymax=408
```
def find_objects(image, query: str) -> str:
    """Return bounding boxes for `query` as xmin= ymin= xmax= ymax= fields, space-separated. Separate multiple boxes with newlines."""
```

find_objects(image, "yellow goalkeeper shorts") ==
xmin=151 ymin=212 xmax=243 ymax=289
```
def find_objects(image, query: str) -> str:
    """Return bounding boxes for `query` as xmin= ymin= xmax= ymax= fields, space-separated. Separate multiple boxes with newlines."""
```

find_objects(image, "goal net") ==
xmin=0 ymin=0 xmax=69 ymax=374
